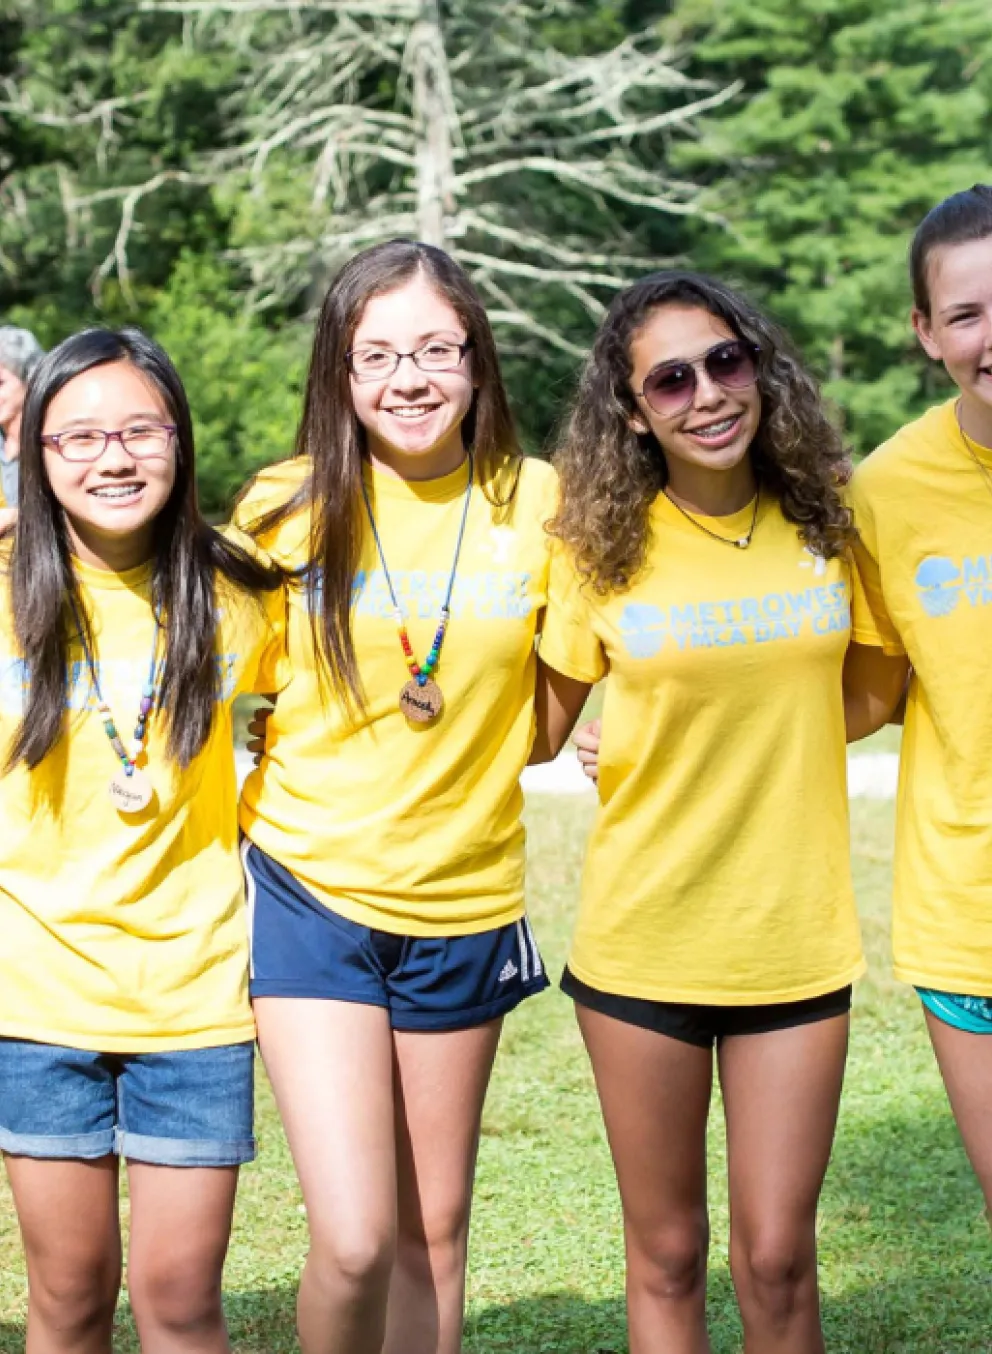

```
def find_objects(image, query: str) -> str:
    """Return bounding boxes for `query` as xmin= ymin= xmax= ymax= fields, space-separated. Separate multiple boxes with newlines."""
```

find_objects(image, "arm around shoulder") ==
xmin=842 ymin=641 xmax=910 ymax=744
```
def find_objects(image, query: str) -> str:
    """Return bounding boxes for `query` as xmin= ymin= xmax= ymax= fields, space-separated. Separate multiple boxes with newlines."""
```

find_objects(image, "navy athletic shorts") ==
xmin=243 ymin=841 xmax=550 ymax=1031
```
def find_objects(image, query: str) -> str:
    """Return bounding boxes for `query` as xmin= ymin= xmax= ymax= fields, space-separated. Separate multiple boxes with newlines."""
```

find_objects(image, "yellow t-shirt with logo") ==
xmin=540 ymin=493 xmax=866 ymax=1004
xmin=0 ymin=556 xmax=287 ymax=1052
xmin=235 ymin=454 xmax=558 ymax=936
xmin=849 ymin=399 xmax=992 ymax=995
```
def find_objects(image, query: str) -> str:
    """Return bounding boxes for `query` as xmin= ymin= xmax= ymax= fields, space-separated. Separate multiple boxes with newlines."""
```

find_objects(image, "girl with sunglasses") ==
xmin=234 ymin=240 xmax=557 ymax=1354
xmin=0 ymin=327 xmax=286 ymax=1353
xmin=843 ymin=184 xmax=992 ymax=1214
xmin=532 ymin=271 xmax=867 ymax=1354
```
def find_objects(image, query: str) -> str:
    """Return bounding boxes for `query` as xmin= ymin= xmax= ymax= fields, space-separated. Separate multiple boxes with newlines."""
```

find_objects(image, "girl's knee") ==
xmin=395 ymin=1211 xmax=469 ymax=1289
xmin=731 ymin=1229 xmax=817 ymax=1317
xmin=627 ymin=1218 xmax=709 ymax=1303
xmin=128 ymin=1262 xmax=225 ymax=1337
xmin=31 ymin=1260 xmax=119 ymax=1340
xmin=308 ymin=1222 xmax=396 ymax=1298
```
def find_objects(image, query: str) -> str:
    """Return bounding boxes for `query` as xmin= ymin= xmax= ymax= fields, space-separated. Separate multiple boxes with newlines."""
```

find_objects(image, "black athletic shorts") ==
xmin=561 ymin=966 xmax=852 ymax=1049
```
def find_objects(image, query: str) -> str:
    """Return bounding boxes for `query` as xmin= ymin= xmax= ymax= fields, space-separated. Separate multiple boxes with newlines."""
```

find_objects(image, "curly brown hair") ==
xmin=549 ymin=271 xmax=856 ymax=593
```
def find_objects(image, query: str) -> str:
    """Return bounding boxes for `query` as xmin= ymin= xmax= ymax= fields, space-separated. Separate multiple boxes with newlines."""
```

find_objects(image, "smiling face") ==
xmin=42 ymin=361 xmax=177 ymax=571
xmin=348 ymin=272 xmax=475 ymax=479
xmin=628 ymin=304 xmax=762 ymax=500
xmin=913 ymin=236 xmax=992 ymax=444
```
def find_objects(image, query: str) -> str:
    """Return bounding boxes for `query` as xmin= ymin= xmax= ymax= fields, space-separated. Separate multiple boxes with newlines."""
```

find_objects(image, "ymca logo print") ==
xmin=616 ymin=582 xmax=850 ymax=659
xmin=915 ymin=554 xmax=992 ymax=618
xmin=915 ymin=557 xmax=961 ymax=617
xmin=619 ymin=605 xmax=667 ymax=658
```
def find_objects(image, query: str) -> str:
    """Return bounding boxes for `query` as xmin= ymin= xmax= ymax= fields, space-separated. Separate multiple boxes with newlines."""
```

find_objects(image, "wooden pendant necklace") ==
xmin=68 ymin=592 xmax=161 ymax=815
xmin=359 ymin=452 xmax=474 ymax=724
xmin=664 ymin=487 xmax=760 ymax=549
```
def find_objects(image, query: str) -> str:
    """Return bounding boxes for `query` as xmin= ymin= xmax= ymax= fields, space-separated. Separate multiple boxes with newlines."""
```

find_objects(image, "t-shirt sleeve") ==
xmin=538 ymin=541 xmax=608 ymax=684
xmin=221 ymin=518 xmax=276 ymax=570
xmin=251 ymin=586 xmax=291 ymax=695
xmin=223 ymin=585 xmax=291 ymax=698
xmin=847 ymin=473 xmax=906 ymax=656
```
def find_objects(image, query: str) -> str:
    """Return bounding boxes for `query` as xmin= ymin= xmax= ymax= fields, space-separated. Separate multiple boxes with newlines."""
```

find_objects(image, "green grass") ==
xmin=2 ymin=795 xmax=988 ymax=1352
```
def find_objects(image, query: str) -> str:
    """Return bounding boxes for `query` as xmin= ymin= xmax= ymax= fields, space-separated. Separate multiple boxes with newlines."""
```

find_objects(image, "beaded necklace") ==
xmin=68 ymin=591 xmax=161 ymax=815
xmin=359 ymin=452 xmax=474 ymax=724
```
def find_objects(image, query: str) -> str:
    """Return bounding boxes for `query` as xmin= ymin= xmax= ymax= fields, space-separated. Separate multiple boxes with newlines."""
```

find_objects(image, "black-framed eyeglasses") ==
xmin=41 ymin=424 xmax=177 ymax=463
xmin=345 ymin=339 xmax=474 ymax=381
xmin=634 ymin=341 xmax=760 ymax=418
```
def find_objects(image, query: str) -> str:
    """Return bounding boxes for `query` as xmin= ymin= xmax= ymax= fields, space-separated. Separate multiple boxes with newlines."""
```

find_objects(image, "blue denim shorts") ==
xmin=0 ymin=1039 xmax=256 ymax=1166
xmin=243 ymin=841 xmax=550 ymax=1030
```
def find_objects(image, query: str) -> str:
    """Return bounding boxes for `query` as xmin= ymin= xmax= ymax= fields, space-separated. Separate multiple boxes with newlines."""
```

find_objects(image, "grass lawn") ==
xmin=1 ymin=794 xmax=988 ymax=1351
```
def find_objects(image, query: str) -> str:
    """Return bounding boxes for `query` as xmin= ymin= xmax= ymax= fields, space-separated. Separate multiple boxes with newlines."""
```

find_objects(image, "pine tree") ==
xmin=671 ymin=0 xmax=992 ymax=451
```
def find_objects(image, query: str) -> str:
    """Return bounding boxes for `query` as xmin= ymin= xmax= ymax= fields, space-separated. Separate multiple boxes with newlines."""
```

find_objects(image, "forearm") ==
xmin=843 ymin=643 xmax=911 ymax=744
xmin=530 ymin=660 xmax=592 ymax=764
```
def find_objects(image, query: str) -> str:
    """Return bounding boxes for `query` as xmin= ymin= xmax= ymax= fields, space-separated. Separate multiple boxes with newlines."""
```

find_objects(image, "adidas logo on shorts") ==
xmin=498 ymin=959 xmax=519 ymax=984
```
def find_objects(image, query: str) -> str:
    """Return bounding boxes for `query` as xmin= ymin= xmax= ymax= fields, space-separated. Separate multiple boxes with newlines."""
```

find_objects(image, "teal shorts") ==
xmin=917 ymin=988 xmax=992 ymax=1035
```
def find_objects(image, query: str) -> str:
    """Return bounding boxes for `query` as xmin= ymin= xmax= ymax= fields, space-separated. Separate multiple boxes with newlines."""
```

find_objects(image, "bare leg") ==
xmin=575 ymin=1007 xmax=714 ymax=1354
xmin=382 ymin=1020 xmax=502 ymax=1354
xmin=924 ymin=1009 xmax=992 ymax=1215
xmin=4 ymin=1154 xmax=120 ymax=1354
xmin=126 ymin=1162 xmax=238 ymax=1353
xmin=255 ymin=998 xmax=397 ymax=1354
xmin=719 ymin=1015 xmax=849 ymax=1354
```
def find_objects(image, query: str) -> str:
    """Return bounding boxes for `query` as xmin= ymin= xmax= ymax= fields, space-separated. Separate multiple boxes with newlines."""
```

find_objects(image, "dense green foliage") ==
xmin=671 ymin=0 xmax=992 ymax=451
xmin=1 ymin=0 xmax=990 ymax=510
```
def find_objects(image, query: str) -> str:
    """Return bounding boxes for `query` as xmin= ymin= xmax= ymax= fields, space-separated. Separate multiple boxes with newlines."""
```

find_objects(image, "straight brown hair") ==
xmin=237 ymin=239 xmax=522 ymax=712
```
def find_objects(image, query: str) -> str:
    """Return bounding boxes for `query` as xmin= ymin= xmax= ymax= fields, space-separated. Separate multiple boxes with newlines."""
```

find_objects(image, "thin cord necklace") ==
xmin=359 ymin=452 xmax=474 ymax=724
xmin=955 ymin=400 xmax=992 ymax=505
xmin=664 ymin=487 xmax=760 ymax=549
xmin=68 ymin=591 xmax=161 ymax=815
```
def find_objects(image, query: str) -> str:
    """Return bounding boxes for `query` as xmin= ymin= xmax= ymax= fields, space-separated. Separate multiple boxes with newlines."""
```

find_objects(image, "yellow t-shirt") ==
xmin=235 ymin=454 xmax=558 ymax=935
xmin=0 ymin=556 xmax=287 ymax=1052
xmin=540 ymin=493 xmax=866 ymax=1004
xmin=849 ymin=399 xmax=992 ymax=995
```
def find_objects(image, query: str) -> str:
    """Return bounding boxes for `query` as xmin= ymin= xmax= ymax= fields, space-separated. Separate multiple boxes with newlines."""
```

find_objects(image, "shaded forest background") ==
xmin=1 ymin=0 xmax=990 ymax=513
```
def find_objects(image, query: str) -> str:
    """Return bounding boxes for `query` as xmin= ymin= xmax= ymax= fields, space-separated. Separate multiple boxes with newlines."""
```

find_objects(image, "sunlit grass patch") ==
xmin=1 ymin=794 xmax=988 ymax=1353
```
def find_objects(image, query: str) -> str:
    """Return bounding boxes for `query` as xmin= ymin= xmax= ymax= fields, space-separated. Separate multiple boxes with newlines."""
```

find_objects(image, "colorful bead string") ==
xmin=69 ymin=592 xmax=161 ymax=779
xmin=396 ymin=609 xmax=449 ymax=687
xmin=97 ymin=679 xmax=156 ymax=775
xmin=360 ymin=452 xmax=474 ymax=690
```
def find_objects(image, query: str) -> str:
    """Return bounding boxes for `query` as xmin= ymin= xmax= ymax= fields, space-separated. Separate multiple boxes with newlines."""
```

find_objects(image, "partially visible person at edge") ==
xmin=0 ymin=325 xmax=45 ymax=508
xmin=234 ymin=239 xmax=570 ymax=1354
xmin=840 ymin=184 xmax=992 ymax=1215
xmin=0 ymin=327 xmax=287 ymax=1354
xmin=528 ymin=270 xmax=870 ymax=1354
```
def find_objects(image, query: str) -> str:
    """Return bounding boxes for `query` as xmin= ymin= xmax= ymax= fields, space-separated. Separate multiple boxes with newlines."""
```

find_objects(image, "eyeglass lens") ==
xmin=349 ymin=342 xmax=465 ymax=378
xmin=641 ymin=342 xmax=758 ymax=417
xmin=55 ymin=426 xmax=173 ymax=462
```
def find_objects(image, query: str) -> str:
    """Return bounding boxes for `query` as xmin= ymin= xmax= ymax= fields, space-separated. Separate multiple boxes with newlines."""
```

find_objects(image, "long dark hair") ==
xmin=236 ymin=238 xmax=522 ymax=712
xmin=910 ymin=183 xmax=992 ymax=317
xmin=7 ymin=327 xmax=282 ymax=771
xmin=549 ymin=271 xmax=856 ymax=593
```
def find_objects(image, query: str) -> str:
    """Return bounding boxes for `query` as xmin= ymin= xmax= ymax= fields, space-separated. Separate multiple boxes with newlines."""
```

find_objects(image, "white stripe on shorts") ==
xmin=524 ymin=916 xmax=544 ymax=978
xmin=515 ymin=919 xmax=531 ymax=983
xmin=241 ymin=838 xmax=257 ymax=981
